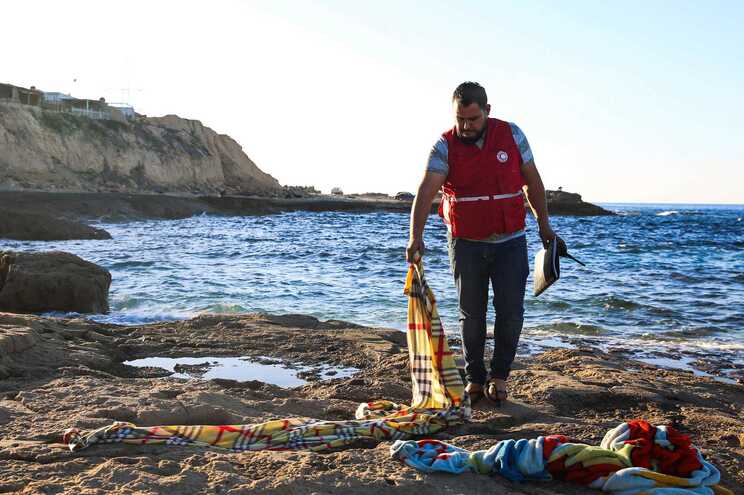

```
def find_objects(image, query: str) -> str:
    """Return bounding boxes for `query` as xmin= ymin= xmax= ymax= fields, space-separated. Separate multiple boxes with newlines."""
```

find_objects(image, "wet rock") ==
xmin=0 ymin=251 xmax=111 ymax=313
xmin=0 ymin=406 xmax=12 ymax=425
xmin=0 ymin=210 xmax=111 ymax=241
xmin=173 ymin=362 xmax=213 ymax=377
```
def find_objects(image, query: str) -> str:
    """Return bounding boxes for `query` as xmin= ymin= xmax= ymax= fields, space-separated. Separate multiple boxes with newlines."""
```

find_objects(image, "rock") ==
xmin=0 ymin=251 xmax=111 ymax=313
xmin=545 ymin=189 xmax=613 ymax=216
xmin=394 ymin=192 xmax=415 ymax=201
xmin=354 ymin=192 xmax=389 ymax=199
xmin=282 ymin=185 xmax=320 ymax=198
xmin=0 ymin=210 xmax=111 ymax=241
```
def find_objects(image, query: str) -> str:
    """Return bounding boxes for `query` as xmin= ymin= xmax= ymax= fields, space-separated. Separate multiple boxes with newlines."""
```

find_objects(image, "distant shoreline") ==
xmin=0 ymin=190 xmax=613 ymax=223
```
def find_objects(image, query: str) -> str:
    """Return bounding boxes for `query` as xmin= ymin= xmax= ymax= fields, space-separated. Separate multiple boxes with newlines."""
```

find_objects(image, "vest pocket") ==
xmin=449 ymin=198 xmax=505 ymax=239
xmin=502 ymin=196 xmax=526 ymax=233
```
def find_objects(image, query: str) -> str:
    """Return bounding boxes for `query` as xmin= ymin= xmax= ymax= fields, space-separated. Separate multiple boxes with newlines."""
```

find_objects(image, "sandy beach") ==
xmin=3 ymin=3 xmax=742 ymax=493
xmin=0 ymin=312 xmax=741 ymax=494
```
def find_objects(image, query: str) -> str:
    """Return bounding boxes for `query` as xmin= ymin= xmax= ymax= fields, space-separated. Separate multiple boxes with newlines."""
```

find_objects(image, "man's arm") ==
xmin=406 ymin=171 xmax=447 ymax=263
xmin=521 ymin=160 xmax=555 ymax=247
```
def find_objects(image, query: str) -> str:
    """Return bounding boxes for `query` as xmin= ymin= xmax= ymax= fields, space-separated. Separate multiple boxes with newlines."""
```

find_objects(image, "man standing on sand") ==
xmin=406 ymin=82 xmax=555 ymax=406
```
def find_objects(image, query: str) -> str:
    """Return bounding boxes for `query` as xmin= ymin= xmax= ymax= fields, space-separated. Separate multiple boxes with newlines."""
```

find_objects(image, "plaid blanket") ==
xmin=63 ymin=260 xmax=469 ymax=452
xmin=403 ymin=261 xmax=466 ymax=411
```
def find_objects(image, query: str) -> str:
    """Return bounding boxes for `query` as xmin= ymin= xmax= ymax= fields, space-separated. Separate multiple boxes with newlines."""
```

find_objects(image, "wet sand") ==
xmin=0 ymin=312 xmax=741 ymax=494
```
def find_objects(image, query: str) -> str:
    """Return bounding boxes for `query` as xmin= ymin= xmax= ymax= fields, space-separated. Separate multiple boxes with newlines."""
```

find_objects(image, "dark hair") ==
xmin=452 ymin=82 xmax=487 ymax=109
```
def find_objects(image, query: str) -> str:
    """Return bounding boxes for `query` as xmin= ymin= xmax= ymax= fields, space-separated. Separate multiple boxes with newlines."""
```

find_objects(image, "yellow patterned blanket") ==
xmin=63 ymin=260 xmax=470 ymax=452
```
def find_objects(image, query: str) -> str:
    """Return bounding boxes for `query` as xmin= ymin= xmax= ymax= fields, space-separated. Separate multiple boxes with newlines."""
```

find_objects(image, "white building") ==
xmin=42 ymin=92 xmax=74 ymax=103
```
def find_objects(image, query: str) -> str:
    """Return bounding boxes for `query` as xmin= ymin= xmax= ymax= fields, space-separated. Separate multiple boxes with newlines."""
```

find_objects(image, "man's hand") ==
xmin=406 ymin=237 xmax=424 ymax=264
xmin=538 ymin=224 xmax=556 ymax=248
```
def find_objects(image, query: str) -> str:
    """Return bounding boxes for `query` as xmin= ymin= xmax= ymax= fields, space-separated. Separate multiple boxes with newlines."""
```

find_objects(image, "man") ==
xmin=405 ymin=82 xmax=555 ymax=405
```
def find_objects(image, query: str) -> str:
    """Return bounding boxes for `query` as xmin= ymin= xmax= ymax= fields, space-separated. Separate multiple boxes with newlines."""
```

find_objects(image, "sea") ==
xmin=2 ymin=203 xmax=743 ymax=380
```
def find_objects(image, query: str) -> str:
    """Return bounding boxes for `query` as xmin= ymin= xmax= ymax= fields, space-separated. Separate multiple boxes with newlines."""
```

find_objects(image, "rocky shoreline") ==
xmin=0 ymin=312 xmax=741 ymax=494
xmin=0 ymin=190 xmax=613 ymax=241
xmin=0 ymin=191 xmax=612 ymax=222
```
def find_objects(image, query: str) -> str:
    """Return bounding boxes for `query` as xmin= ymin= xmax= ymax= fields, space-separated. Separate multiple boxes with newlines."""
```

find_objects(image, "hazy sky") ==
xmin=3 ymin=0 xmax=743 ymax=203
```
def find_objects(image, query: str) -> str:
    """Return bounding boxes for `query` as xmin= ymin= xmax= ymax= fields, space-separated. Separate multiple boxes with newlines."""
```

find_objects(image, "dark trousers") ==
xmin=448 ymin=234 xmax=528 ymax=384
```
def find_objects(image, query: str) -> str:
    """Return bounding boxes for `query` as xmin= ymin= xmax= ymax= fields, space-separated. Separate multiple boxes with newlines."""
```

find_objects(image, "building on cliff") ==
xmin=108 ymin=103 xmax=135 ymax=120
xmin=42 ymin=92 xmax=74 ymax=103
xmin=0 ymin=83 xmax=43 ymax=106
xmin=0 ymin=82 xmax=134 ymax=122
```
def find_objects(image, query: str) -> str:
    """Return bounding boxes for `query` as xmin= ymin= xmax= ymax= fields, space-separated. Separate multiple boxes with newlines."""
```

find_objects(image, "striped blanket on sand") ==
xmin=63 ymin=260 xmax=470 ymax=452
xmin=392 ymin=420 xmax=733 ymax=495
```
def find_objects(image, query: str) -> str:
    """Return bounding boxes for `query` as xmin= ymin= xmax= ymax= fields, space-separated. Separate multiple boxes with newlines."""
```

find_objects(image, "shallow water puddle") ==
xmin=125 ymin=356 xmax=358 ymax=387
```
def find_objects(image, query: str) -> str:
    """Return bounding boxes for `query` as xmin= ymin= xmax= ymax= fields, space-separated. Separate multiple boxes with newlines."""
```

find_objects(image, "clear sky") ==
xmin=3 ymin=0 xmax=743 ymax=203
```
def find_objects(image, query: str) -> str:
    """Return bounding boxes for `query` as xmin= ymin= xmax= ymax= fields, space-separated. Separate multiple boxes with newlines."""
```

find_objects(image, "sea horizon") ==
xmin=597 ymin=201 xmax=744 ymax=208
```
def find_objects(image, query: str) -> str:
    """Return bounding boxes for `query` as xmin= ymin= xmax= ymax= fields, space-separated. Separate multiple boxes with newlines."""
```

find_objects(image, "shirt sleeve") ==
xmin=509 ymin=123 xmax=534 ymax=165
xmin=426 ymin=136 xmax=449 ymax=176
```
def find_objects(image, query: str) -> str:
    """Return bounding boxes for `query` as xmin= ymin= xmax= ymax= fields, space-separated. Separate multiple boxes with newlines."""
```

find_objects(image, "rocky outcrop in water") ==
xmin=0 ymin=210 xmax=111 ymax=241
xmin=545 ymin=189 xmax=612 ymax=216
xmin=0 ymin=101 xmax=282 ymax=196
xmin=0 ymin=251 xmax=111 ymax=313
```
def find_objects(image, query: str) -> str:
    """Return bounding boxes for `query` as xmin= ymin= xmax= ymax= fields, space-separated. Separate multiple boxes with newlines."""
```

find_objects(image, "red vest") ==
xmin=438 ymin=118 xmax=526 ymax=239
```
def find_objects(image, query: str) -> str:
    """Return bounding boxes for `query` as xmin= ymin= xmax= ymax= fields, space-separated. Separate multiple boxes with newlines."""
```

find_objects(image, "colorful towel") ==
xmin=390 ymin=420 xmax=733 ymax=495
xmin=63 ymin=260 xmax=469 ymax=452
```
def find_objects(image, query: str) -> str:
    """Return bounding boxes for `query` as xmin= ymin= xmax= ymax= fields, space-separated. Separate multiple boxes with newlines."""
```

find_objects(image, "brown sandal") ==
xmin=465 ymin=384 xmax=485 ymax=405
xmin=485 ymin=379 xmax=507 ymax=406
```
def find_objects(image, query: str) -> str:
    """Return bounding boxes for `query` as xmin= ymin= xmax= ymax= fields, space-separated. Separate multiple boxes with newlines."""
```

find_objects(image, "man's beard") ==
xmin=457 ymin=125 xmax=486 ymax=145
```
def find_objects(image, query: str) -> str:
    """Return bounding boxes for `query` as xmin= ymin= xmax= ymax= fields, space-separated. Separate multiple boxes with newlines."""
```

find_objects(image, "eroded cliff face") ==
xmin=0 ymin=102 xmax=282 ymax=195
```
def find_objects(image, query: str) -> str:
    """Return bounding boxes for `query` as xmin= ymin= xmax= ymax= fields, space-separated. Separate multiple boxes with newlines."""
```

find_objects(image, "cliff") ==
xmin=0 ymin=101 xmax=282 ymax=196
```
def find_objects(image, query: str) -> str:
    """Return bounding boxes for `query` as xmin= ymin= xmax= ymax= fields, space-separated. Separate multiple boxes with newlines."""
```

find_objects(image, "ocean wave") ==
xmin=110 ymin=295 xmax=146 ymax=311
xmin=199 ymin=303 xmax=249 ymax=314
xmin=108 ymin=260 xmax=157 ymax=269
xmin=530 ymin=299 xmax=571 ymax=310
xmin=39 ymin=310 xmax=192 ymax=326
xmin=646 ymin=306 xmax=678 ymax=317
xmin=528 ymin=322 xmax=607 ymax=336
xmin=91 ymin=312 xmax=194 ymax=325
xmin=662 ymin=326 xmax=725 ymax=338
xmin=614 ymin=211 xmax=641 ymax=216
xmin=524 ymin=330 xmax=744 ymax=355
xmin=670 ymin=272 xmax=701 ymax=283
xmin=656 ymin=210 xmax=679 ymax=217
xmin=600 ymin=296 xmax=641 ymax=311
xmin=616 ymin=243 xmax=643 ymax=253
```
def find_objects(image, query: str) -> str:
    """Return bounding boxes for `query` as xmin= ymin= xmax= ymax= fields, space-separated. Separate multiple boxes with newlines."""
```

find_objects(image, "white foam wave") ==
xmin=90 ymin=311 xmax=195 ymax=325
xmin=656 ymin=210 xmax=679 ymax=216
xmin=521 ymin=328 xmax=744 ymax=362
